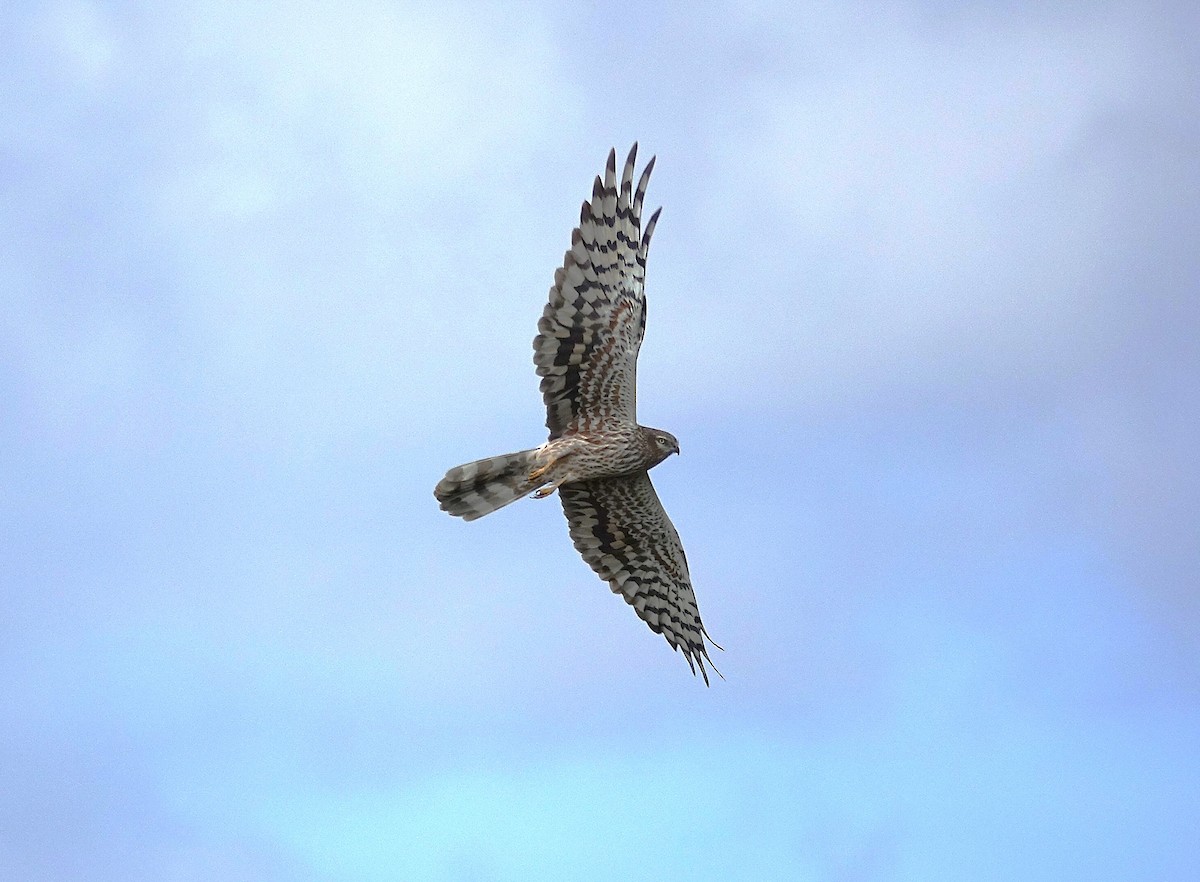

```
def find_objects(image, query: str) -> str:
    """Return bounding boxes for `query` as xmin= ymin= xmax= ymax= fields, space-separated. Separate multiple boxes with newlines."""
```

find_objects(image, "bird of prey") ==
xmin=434 ymin=145 xmax=720 ymax=684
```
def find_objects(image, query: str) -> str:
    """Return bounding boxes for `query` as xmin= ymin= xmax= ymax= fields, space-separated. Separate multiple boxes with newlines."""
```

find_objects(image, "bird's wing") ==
xmin=559 ymin=471 xmax=720 ymax=685
xmin=533 ymin=145 xmax=661 ymax=439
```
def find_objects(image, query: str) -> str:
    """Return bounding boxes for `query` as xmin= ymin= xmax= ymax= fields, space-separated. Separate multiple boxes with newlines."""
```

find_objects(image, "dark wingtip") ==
xmin=641 ymin=206 xmax=663 ymax=251
xmin=703 ymin=626 xmax=725 ymax=653
xmin=697 ymin=651 xmax=724 ymax=687
xmin=697 ymin=625 xmax=725 ymax=686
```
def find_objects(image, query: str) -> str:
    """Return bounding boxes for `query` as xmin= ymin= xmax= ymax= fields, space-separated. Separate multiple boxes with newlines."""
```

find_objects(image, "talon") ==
xmin=529 ymin=463 xmax=551 ymax=482
xmin=533 ymin=476 xmax=566 ymax=499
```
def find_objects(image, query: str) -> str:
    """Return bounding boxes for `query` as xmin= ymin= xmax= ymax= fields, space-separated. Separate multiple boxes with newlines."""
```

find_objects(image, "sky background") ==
xmin=2 ymin=1 xmax=1198 ymax=879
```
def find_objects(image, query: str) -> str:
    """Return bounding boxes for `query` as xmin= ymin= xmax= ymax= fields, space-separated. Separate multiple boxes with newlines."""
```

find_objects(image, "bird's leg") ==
xmin=529 ymin=449 xmax=570 ymax=486
xmin=533 ymin=478 xmax=567 ymax=499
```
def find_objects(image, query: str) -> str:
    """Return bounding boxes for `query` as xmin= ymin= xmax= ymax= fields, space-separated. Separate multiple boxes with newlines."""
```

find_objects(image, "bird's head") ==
xmin=644 ymin=427 xmax=681 ymax=465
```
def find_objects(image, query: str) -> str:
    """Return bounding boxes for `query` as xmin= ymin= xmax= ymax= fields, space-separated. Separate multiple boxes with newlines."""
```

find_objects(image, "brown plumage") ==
xmin=434 ymin=145 xmax=720 ymax=684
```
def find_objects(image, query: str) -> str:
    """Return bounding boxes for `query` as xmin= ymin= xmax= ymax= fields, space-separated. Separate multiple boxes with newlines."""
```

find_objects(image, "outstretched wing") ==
xmin=559 ymin=472 xmax=720 ymax=685
xmin=533 ymin=145 xmax=662 ymax=439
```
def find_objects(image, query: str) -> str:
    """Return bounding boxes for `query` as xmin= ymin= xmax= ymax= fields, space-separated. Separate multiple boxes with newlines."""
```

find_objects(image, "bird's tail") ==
xmin=434 ymin=449 xmax=541 ymax=521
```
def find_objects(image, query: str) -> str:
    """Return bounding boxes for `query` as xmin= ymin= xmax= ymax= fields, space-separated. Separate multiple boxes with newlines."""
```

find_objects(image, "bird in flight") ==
xmin=435 ymin=145 xmax=720 ymax=684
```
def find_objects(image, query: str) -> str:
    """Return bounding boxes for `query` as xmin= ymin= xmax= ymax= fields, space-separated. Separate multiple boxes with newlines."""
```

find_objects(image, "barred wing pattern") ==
xmin=560 ymin=473 xmax=719 ymax=685
xmin=533 ymin=145 xmax=661 ymax=439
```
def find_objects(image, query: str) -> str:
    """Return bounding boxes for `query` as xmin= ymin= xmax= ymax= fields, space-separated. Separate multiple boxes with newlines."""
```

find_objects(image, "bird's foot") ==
xmin=529 ymin=462 xmax=552 ymax=482
xmin=532 ymin=482 xmax=561 ymax=499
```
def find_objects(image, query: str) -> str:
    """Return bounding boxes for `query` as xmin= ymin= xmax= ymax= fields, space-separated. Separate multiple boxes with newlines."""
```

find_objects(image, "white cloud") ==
xmin=159 ymin=2 xmax=572 ymax=215
xmin=66 ymin=3 xmax=581 ymax=453
xmin=36 ymin=0 xmax=117 ymax=88
xmin=657 ymin=4 xmax=1151 ymax=413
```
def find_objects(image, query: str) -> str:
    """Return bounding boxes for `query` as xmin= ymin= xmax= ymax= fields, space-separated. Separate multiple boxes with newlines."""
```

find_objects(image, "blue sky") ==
xmin=2 ymin=1 xmax=1198 ymax=879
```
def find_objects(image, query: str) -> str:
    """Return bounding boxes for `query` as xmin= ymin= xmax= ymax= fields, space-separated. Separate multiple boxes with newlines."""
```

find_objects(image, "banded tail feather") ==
xmin=434 ymin=450 xmax=540 ymax=521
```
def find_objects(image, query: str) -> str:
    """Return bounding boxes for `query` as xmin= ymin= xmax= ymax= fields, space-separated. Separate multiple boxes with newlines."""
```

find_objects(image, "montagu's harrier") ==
xmin=435 ymin=145 xmax=720 ymax=684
